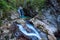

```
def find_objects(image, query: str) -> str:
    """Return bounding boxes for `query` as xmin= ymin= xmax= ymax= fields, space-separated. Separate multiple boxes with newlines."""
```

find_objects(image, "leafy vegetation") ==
xmin=0 ymin=0 xmax=46 ymax=11
xmin=31 ymin=0 xmax=46 ymax=10
xmin=0 ymin=0 xmax=16 ymax=11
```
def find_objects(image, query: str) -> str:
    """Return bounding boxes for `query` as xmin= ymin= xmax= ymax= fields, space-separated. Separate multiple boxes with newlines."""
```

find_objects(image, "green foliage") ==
xmin=23 ymin=0 xmax=46 ymax=11
xmin=0 ymin=0 xmax=17 ymax=11
xmin=0 ymin=0 xmax=7 ymax=9
xmin=0 ymin=0 xmax=17 ymax=20
xmin=0 ymin=0 xmax=46 ymax=13
xmin=31 ymin=0 xmax=46 ymax=10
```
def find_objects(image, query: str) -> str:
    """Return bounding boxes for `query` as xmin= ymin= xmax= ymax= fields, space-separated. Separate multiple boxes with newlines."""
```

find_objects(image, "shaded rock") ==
xmin=23 ymin=8 xmax=38 ymax=18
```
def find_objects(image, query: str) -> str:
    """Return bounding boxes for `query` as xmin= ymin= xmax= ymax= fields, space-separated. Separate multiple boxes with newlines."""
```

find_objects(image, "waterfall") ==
xmin=17 ymin=24 xmax=41 ymax=40
xmin=15 ymin=21 xmax=48 ymax=40
xmin=18 ymin=6 xmax=25 ymax=18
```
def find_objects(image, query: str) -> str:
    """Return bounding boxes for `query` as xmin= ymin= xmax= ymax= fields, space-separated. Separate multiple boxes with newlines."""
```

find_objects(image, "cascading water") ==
xmin=18 ymin=6 xmax=25 ymax=18
xmin=17 ymin=24 xmax=41 ymax=40
xmin=16 ymin=21 xmax=48 ymax=40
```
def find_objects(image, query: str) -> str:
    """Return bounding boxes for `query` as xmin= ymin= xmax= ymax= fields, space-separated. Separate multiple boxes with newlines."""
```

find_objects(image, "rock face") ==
xmin=30 ymin=18 xmax=57 ymax=40
xmin=29 ymin=1 xmax=60 ymax=38
xmin=47 ymin=0 xmax=60 ymax=39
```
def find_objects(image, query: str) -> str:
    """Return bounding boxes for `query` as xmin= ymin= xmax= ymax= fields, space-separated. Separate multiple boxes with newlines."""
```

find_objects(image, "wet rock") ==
xmin=10 ymin=10 xmax=19 ymax=20
xmin=16 ymin=19 xmax=25 ymax=25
